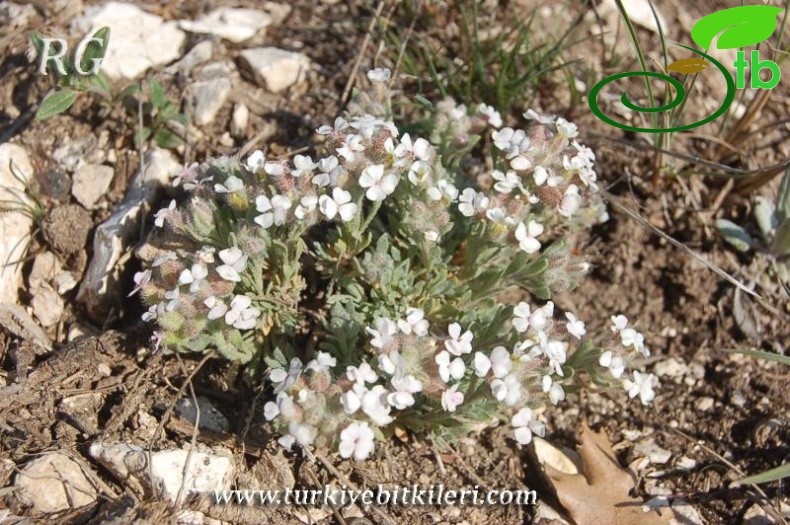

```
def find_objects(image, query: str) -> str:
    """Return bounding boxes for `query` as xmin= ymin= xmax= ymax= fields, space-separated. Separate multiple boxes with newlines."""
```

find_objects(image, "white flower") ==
xmin=271 ymin=358 xmax=303 ymax=394
xmin=224 ymin=295 xmax=260 ymax=330
xmin=178 ymin=263 xmax=208 ymax=293
xmin=319 ymin=187 xmax=358 ymax=221
xmin=313 ymin=155 xmax=342 ymax=187
xmin=291 ymin=155 xmax=317 ymax=178
xmin=288 ymin=421 xmax=317 ymax=447
xmin=317 ymin=116 xmax=348 ymax=135
xmin=477 ymin=103 xmax=502 ymax=128
xmin=214 ymin=175 xmax=244 ymax=194
xmin=542 ymin=375 xmax=566 ymax=405
xmin=346 ymin=363 xmax=378 ymax=385
xmin=511 ymin=407 xmax=545 ymax=445
xmin=141 ymin=303 xmax=164 ymax=322
xmin=294 ymin=195 xmax=318 ymax=219
xmin=515 ymin=220 xmax=543 ymax=253
xmin=473 ymin=352 xmax=491 ymax=377
xmin=388 ymin=374 xmax=422 ymax=410
xmin=539 ymin=331 xmax=567 ymax=376
xmin=623 ymin=371 xmax=657 ymax=405
xmin=486 ymin=207 xmax=514 ymax=227
xmin=621 ymin=328 xmax=649 ymax=357
xmin=492 ymin=170 xmax=523 ymax=194
xmin=395 ymin=133 xmax=431 ymax=161
xmin=359 ymin=164 xmax=398 ymax=201
xmin=154 ymin=199 xmax=176 ymax=228
xmin=532 ymin=166 xmax=564 ymax=187
xmin=457 ymin=188 xmax=489 ymax=217
xmin=216 ymin=247 xmax=248 ymax=282
xmin=599 ymin=350 xmax=626 ymax=379
xmin=339 ymin=421 xmax=375 ymax=460
xmin=512 ymin=301 xmax=552 ymax=332
xmin=491 ymin=127 xmax=532 ymax=169
xmin=611 ymin=314 xmax=629 ymax=332
xmin=558 ymin=184 xmax=581 ymax=217
xmin=565 ymin=312 xmax=586 ymax=339
xmin=489 ymin=346 xmax=513 ymax=378
xmin=367 ymin=68 xmax=391 ymax=83
xmin=444 ymin=322 xmax=473 ymax=356
xmin=427 ymin=179 xmax=459 ymax=202
xmin=264 ymin=162 xmax=284 ymax=177
xmin=245 ymin=150 xmax=265 ymax=173
xmin=491 ymin=374 xmax=522 ymax=406
xmin=305 ymin=351 xmax=337 ymax=373
xmin=129 ymin=269 xmax=151 ymax=297
xmin=164 ymin=288 xmax=180 ymax=311
xmin=523 ymin=109 xmax=556 ymax=124
xmin=341 ymin=383 xmax=366 ymax=414
xmin=397 ymin=307 xmax=429 ymax=336
xmin=556 ymin=118 xmax=578 ymax=139
xmin=204 ymin=296 xmax=228 ymax=320
xmin=336 ymin=134 xmax=364 ymax=162
xmin=365 ymin=317 xmax=398 ymax=349
xmin=255 ymin=194 xmax=292 ymax=228
xmin=441 ymin=384 xmax=465 ymax=412
xmin=435 ymin=350 xmax=465 ymax=383
xmin=361 ymin=385 xmax=393 ymax=426
xmin=264 ymin=392 xmax=295 ymax=421
xmin=377 ymin=350 xmax=406 ymax=377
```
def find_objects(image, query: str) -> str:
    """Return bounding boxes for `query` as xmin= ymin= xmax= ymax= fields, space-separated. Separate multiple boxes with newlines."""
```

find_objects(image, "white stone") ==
xmin=599 ymin=0 xmax=667 ymax=34
xmin=77 ymin=149 xmax=180 ymax=317
xmin=53 ymin=271 xmax=78 ymax=294
xmin=633 ymin=440 xmax=672 ymax=465
xmin=150 ymin=448 xmax=234 ymax=503
xmin=263 ymin=2 xmax=292 ymax=25
xmin=28 ymin=251 xmax=62 ymax=290
xmin=0 ymin=143 xmax=33 ymax=305
xmin=31 ymin=283 xmax=64 ymax=327
xmin=72 ymin=164 xmax=114 ymax=209
xmin=695 ymin=396 xmax=714 ymax=412
xmin=179 ymin=7 xmax=272 ymax=43
xmin=165 ymin=40 xmax=213 ymax=76
xmin=73 ymin=2 xmax=185 ymax=79
xmin=652 ymin=357 xmax=688 ymax=379
xmin=239 ymin=47 xmax=310 ymax=93
xmin=15 ymin=453 xmax=97 ymax=513
xmin=230 ymin=103 xmax=249 ymax=138
xmin=189 ymin=78 xmax=231 ymax=126
xmin=175 ymin=397 xmax=229 ymax=433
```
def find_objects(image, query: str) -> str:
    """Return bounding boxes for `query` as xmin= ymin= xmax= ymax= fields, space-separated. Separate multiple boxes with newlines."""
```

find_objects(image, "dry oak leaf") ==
xmin=543 ymin=424 xmax=674 ymax=525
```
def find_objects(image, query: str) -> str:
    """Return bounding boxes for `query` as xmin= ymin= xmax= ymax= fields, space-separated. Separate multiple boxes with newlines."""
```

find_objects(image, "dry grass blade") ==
xmin=601 ymin=191 xmax=785 ymax=319
xmin=339 ymin=0 xmax=387 ymax=109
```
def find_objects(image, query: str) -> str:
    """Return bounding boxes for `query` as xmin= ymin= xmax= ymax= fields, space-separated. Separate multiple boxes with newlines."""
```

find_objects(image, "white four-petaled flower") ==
xmin=511 ymin=407 xmax=546 ymax=445
xmin=319 ymin=187 xmax=357 ymax=221
xmin=339 ymin=421 xmax=375 ymax=460
xmin=255 ymin=194 xmax=292 ymax=228
xmin=359 ymin=164 xmax=398 ymax=201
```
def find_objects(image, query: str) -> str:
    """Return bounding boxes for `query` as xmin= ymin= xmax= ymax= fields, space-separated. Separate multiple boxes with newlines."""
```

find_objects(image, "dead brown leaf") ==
xmin=543 ymin=424 xmax=674 ymax=525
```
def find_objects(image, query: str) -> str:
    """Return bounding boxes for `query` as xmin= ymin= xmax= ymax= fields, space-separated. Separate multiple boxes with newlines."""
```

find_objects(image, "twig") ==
xmin=340 ymin=0 xmax=387 ymax=109
xmin=147 ymin=352 xmax=213 ymax=498
xmin=302 ymin=463 xmax=348 ymax=525
xmin=174 ymin=352 xmax=202 ymax=506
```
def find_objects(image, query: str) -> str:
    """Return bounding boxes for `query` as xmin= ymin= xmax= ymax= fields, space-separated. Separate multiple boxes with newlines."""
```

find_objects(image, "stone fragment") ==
xmin=73 ymin=2 xmax=185 ymax=79
xmin=72 ymin=164 xmax=114 ymax=209
xmin=239 ymin=47 xmax=310 ymax=93
xmin=0 ymin=143 xmax=34 ymax=305
xmin=15 ymin=453 xmax=97 ymax=513
xmin=179 ymin=7 xmax=272 ymax=43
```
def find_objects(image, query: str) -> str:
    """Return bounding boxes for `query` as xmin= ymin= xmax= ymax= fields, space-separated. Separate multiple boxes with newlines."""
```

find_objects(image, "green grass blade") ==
xmin=734 ymin=463 xmax=790 ymax=486
xmin=725 ymin=348 xmax=790 ymax=366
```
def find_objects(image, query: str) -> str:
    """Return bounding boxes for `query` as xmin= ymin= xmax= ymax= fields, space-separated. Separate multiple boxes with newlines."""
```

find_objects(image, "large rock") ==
xmin=239 ymin=47 xmax=310 ymax=93
xmin=77 ymin=149 xmax=180 ymax=319
xmin=15 ymin=453 xmax=97 ymax=513
xmin=0 ymin=143 xmax=34 ymax=305
xmin=72 ymin=2 xmax=186 ymax=79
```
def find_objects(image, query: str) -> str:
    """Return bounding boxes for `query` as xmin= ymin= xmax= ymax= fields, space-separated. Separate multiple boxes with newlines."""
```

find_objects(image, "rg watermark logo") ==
xmin=31 ymin=27 xmax=110 ymax=77
xmin=588 ymin=5 xmax=784 ymax=133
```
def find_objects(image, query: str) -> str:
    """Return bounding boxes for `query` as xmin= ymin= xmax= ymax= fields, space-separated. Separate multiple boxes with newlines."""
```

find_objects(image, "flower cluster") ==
xmin=134 ymin=68 xmax=656 ymax=460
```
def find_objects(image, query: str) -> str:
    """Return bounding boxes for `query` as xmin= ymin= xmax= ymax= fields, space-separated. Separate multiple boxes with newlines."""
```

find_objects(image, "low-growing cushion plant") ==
xmin=132 ymin=69 xmax=656 ymax=459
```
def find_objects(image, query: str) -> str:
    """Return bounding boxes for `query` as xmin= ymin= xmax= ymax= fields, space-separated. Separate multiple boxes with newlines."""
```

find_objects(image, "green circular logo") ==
xmin=588 ymin=44 xmax=736 ymax=133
